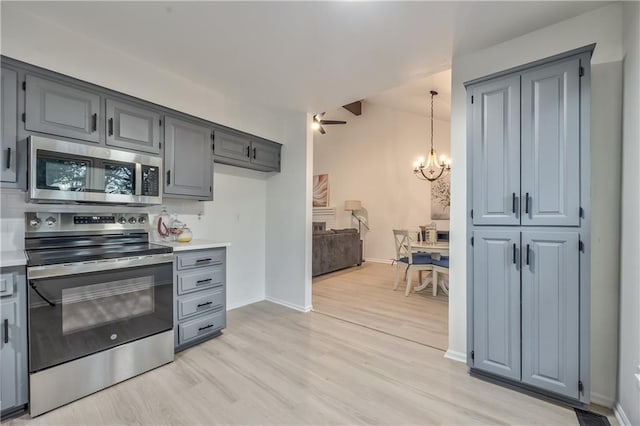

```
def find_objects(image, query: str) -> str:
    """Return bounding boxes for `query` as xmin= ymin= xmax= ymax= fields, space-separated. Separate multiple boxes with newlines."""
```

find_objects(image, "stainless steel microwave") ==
xmin=28 ymin=136 xmax=162 ymax=205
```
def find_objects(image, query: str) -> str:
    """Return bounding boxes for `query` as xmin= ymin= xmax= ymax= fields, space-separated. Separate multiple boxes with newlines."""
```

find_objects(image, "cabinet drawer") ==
xmin=177 ymin=248 xmax=225 ymax=270
xmin=0 ymin=271 xmax=15 ymax=297
xmin=177 ymin=288 xmax=224 ymax=321
xmin=178 ymin=310 xmax=225 ymax=345
xmin=177 ymin=265 xmax=224 ymax=295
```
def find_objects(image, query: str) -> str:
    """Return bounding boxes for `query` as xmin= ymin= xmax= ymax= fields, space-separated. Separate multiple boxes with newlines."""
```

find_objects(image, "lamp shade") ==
xmin=344 ymin=200 xmax=362 ymax=211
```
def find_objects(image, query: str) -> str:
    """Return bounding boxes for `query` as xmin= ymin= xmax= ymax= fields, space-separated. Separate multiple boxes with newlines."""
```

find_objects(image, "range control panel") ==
xmin=73 ymin=216 xmax=117 ymax=225
xmin=25 ymin=212 xmax=150 ymax=234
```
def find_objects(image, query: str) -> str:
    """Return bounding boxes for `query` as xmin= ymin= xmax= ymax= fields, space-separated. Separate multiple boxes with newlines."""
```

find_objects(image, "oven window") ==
xmin=36 ymin=154 xmax=88 ymax=191
xmin=104 ymin=162 xmax=135 ymax=195
xmin=62 ymin=276 xmax=154 ymax=335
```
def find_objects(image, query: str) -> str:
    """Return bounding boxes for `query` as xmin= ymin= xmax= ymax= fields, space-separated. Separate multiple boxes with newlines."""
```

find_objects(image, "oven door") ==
xmin=27 ymin=257 xmax=173 ymax=373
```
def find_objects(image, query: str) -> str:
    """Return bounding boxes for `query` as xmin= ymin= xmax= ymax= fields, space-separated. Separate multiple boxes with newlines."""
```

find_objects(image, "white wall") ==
xmin=265 ymin=113 xmax=313 ymax=311
xmin=449 ymin=3 xmax=623 ymax=405
xmin=617 ymin=2 xmax=640 ymax=424
xmin=313 ymin=102 xmax=450 ymax=262
xmin=0 ymin=6 xmax=310 ymax=312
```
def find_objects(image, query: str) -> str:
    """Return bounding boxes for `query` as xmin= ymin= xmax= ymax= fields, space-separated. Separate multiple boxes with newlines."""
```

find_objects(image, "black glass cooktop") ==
xmin=26 ymin=242 xmax=172 ymax=267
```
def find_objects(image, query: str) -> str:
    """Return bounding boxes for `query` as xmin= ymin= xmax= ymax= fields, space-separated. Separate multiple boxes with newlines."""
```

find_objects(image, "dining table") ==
xmin=410 ymin=240 xmax=450 ymax=295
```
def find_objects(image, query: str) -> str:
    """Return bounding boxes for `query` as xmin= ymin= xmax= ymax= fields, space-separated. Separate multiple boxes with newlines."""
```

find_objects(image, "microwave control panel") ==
xmin=142 ymin=165 xmax=160 ymax=196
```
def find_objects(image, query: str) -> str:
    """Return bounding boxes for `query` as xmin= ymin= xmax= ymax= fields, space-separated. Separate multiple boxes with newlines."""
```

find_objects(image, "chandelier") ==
xmin=413 ymin=90 xmax=451 ymax=182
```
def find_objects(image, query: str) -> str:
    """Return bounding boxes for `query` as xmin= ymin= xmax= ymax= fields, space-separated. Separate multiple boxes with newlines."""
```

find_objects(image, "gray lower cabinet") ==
xmin=472 ymin=229 xmax=521 ymax=381
xmin=0 ymin=266 xmax=28 ymax=418
xmin=164 ymin=116 xmax=213 ymax=200
xmin=472 ymin=228 xmax=581 ymax=399
xmin=214 ymin=129 xmax=281 ymax=172
xmin=106 ymin=99 xmax=162 ymax=154
xmin=521 ymin=231 xmax=580 ymax=399
xmin=25 ymin=74 xmax=102 ymax=143
xmin=1 ymin=67 xmax=18 ymax=183
xmin=174 ymin=248 xmax=226 ymax=351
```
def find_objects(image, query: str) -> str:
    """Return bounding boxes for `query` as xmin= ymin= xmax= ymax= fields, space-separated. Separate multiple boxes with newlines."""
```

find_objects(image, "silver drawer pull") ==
xmin=196 ymin=278 xmax=213 ymax=285
xmin=196 ymin=301 xmax=213 ymax=308
xmin=198 ymin=324 xmax=214 ymax=332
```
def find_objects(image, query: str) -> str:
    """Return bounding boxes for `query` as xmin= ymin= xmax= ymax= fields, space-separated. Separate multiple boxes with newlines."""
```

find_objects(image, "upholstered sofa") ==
xmin=312 ymin=227 xmax=361 ymax=276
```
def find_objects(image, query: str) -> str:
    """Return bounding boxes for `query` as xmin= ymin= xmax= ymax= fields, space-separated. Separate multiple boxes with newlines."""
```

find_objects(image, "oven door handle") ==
xmin=27 ymin=253 xmax=175 ymax=280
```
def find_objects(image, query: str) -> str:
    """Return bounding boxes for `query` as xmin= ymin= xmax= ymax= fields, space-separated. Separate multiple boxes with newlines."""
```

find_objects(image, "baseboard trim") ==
xmin=227 ymin=296 xmax=266 ymax=311
xmin=590 ymin=392 xmax=614 ymax=409
xmin=365 ymin=258 xmax=394 ymax=264
xmin=614 ymin=402 xmax=631 ymax=426
xmin=265 ymin=296 xmax=312 ymax=312
xmin=444 ymin=349 xmax=467 ymax=363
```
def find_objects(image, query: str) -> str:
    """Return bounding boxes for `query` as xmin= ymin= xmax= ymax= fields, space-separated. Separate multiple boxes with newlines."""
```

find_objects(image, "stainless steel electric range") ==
xmin=24 ymin=212 xmax=174 ymax=417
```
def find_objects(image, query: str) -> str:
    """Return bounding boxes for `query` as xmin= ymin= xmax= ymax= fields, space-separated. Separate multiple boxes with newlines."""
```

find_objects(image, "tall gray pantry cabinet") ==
xmin=466 ymin=45 xmax=593 ymax=403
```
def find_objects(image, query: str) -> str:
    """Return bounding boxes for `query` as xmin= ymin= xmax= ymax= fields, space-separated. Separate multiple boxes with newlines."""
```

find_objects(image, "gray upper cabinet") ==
xmin=106 ymin=99 xmax=161 ymax=154
xmin=471 ymin=75 xmax=521 ymax=226
xmin=521 ymin=58 xmax=580 ymax=226
xmin=25 ymin=75 xmax=101 ymax=143
xmin=0 ymin=267 xmax=28 ymax=417
xmin=521 ymin=231 xmax=580 ymax=399
xmin=1 ymin=67 xmax=18 ymax=183
xmin=164 ymin=116 xmax=213 ymax=200
xmin=214 ymin=130 xmax=251 ymax=163
xmin=472 ymin=229 xmax=521 ymax=381
xmin=214 ymin=129 xmax=281 ymax=172
xmin=251 ymin=139 xmax=281 ymax=171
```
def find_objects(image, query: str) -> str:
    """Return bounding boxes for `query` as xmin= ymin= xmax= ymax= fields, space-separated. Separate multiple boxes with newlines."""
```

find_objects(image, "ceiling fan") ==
xmin=312 ymin=112 xmax=346 ymax=134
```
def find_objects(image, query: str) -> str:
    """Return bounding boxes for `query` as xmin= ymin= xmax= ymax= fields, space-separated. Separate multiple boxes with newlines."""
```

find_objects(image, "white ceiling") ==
xmin=2 ymin=1 xmax=611 ymax=113
xmin=366 ymin=69 xmax=452 ymax=121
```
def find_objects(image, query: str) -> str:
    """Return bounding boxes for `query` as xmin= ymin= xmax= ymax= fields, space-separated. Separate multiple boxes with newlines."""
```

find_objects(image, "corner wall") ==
xmin=265 ymin=113 xmax=313 ymax=311
xmin=617 ymin=1 xmax=640 ymax=424
xmin=449 ymin=3 xmax=623 ymax=405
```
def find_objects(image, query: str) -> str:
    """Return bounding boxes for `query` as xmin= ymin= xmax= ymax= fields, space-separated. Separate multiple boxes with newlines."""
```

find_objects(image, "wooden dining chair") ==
xmin=430 ymin=252 xmax=450 ymax=296
xmin=392 ymin=229 xmax=433 ymax=296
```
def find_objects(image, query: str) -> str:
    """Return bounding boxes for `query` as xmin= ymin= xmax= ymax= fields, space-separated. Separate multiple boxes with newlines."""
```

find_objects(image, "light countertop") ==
xmin=0 ymin=250 xmax=27 ymax=268
xmin=155 ymin=239 xmax=231 ymax=252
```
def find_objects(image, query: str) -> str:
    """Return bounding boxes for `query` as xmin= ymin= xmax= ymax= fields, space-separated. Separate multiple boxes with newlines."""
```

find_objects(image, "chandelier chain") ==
xmin=430 ymin=92 xmax=434 ymax=151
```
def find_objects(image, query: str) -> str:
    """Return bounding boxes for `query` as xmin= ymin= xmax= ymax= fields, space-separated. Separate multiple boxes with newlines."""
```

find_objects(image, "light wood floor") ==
xmin=313 ymin=262 xmax=449 ymax=350
xmin=8 ymin=301 xmax=611 ymax=425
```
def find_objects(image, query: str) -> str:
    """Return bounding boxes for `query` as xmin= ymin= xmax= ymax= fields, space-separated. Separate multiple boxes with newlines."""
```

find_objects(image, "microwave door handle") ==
xmin=135 ymin=163 xmax=143 ymax=196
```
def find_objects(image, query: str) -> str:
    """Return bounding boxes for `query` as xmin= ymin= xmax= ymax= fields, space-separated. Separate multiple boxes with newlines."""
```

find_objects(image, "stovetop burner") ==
xmin=24 ymin=212 xmax=172 ymax=266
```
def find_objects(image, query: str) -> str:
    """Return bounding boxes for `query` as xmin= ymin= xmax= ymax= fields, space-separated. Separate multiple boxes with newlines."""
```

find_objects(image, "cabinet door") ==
xmin=251 ymin=139 xmax=281 ymax=171
xmin=106 ymin=99 xmax=161 ymax=154
xmin=213 ymin=130 xmax=251 ymax=163
xmin=1 ymin=68 xmax=18 ymax=183
xmin=0 ymin=299 xmax=17 ymax=412
xmin=164 ymin=117 xmax=213 ymax=199
xmin=471 ymin=75 xmax=521 ymax=225
xmin=25 ymin=75 xmax=101 ymax=143
xmin=521 ymin=58 xmax=580 ymax=226
xmin=521 ymin=231 xmax=579 ymax=399
xmin=472 ymin=229 xmax=521 ymax=381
